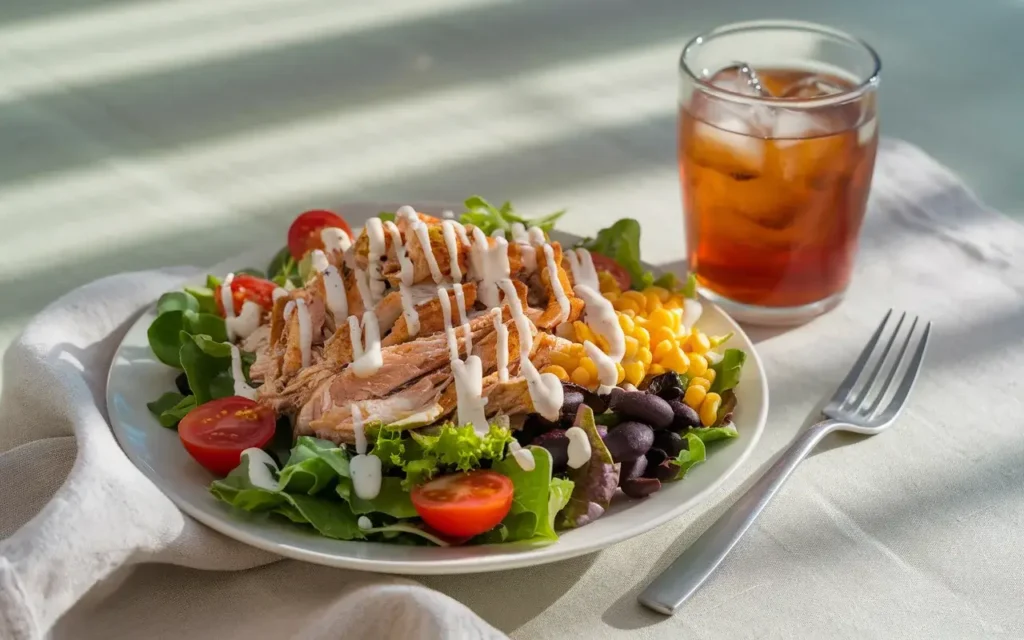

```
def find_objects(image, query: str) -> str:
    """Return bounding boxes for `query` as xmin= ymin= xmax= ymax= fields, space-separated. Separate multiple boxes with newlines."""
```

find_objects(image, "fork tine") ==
xmin=829 ymin=309 xmax=892 ymax=406
xmin=876 ymin=322 xmax=931 ymax=422
xmin=862 ymin=316 xmax=918 ymax=416
xmin=846 ymin=312 xmax=906 ymax=409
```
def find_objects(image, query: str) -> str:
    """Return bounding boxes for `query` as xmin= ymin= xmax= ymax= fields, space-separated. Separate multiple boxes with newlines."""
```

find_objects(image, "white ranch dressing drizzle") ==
xmin=491 ymin=307 xmax=509 ymax=382
xmin=364 ymin=218 xmax=387 ymax=303
xmin=682 ymin=298 xmax=703 ymax=333
xmin=294 ymin=298 xmax=312 ymax=368
xmin=357 ymin=516 xmax=373 ymax=531
xmin=472 ymin=227 xmax=509 ymax=308
xmin=348 ymin=312 xmax=383 ymax=377
xmin=310 ymin=249 xmax=330 ymax=273
xmin=526 ymin=226 xmax=546 ymax=246
xmin=452 ymin=282 xmax=471 ymax=354
xmin=384 ymin=221 xmax=414 ymax=286
xmin=574 ymin=284 xmax=625 ymax=361
xmin=349 ymin=404 xmax=382 ymax=500
xmin=452 ymin=355 xmax=489 ymax=434
xmin=241 ymin=448 xmax=279 ymax=490
xmin=353 ymin=268 xmax=373 ymax=313
xmin=229 ymin=344 xmax=258 ymax=400
xmin=437 ymin=286 xmax=459 ymax=362
xmin=322 ymin=265 xmax=348 ymax=321
xmin=320 ymin=227 xmax=351 ymax=254
xmin=412 ymin=219 xmax=444 ymax=284
xmin=283 ymin=300 xmax=295 ymax=321
xmin=398 ymin=283 xmax=420 ymax=336
xmin=226 ymin=300 xmax=262 ymax=341
xmin=272 ymin=287 xmax=290 ymax=302
xmin=507 ymin=440 xmax=536 ymax=471
xmin=541 ymin=243 xmax=570 ymax=324
xmin=566 ymin=247 xmax=600 ymax=292
xmin=441 ymin=220 xmax=464 ymax=282
xmin=498 ymin=278 xmax=562 ymax=422
xmin=583 ymin=341 xmax=618 ymax=395
xmin=491 ymin=228 xmax=506 ymax=239
xmin=221 ymin=273 xmax=237 ymax=341
xmin=565 ymin=426 xmax=591 ymax=469
xmin=510 ymin=222 xmax=529 ymax=244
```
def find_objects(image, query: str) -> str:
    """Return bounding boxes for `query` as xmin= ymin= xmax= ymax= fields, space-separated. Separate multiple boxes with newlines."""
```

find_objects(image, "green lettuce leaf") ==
xmin=156 ymin=291 xmax=199 ymax=315
xmin=267 ymin=246 xmax=303 ymax=288
xmin=337 ymin=476 xmax=417 ymax=519
xmin=691 ymin=424 xmax=739 ymax=443
xmin=580 ymin=218 xmax=649 ymax=290
xmin=681 ymin=273 xmax=698 ymax=298
xmin=460 ymin=196 xmax=564 ymax=236
xmin=183 ymin=285 xmax=219 ymax=315
xmin=672 ymin=433 xmax=707 ymax=480
xmin=210 ymin=452 xmax=365 ymax=540
xmin=491 ymin=446 xmax=573 ymax=542
xmin=377 ymin=211 xmax=396 ymax=223
xmin=146 ymin=392 xmax=196 ymax=428
xmin=147 ymin=311 xmax=186 ymax=368
xmin=410 ymin=423 xmax=512 ymax=474
xmin=558 ymin=407 xmax=620 ymax=529
xmin=710 ymin=348 xmax=747 ymax=394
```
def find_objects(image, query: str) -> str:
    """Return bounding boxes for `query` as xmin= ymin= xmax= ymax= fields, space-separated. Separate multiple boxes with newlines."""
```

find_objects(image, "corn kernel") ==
xmin=704 ymin=368 xmax=716 ymax=384
xmin=621 ymin=308 xmax=637 ymax=319
xmin=635 ymin=327 xmax=651 ymax=348
xmin=687 ymin=353 xmax=709 ymax=377
xmin=541 ymin=365 xmax=569 ymax=381
xmin=617 ymin=313 xmax=635 ymax=335
xmin=571 ymin=367 xmax=591 ymax=387
xmin=689 ymin=376 xmax=712 ymax=390
xmin=615 ymin=299 xmax=641 ymax=315
xmin=549 ymin=351 xmax=573 ymax=369
xmin=684 ymin=384 xmax=707 ymax=410
xmin=647 ymin=308 xmax=676 ymax=332
xmin=649 ymin=363 xmax=666 ymax=375
xmin=603 ymin=291 xmax=620 ymax=303
xmin=661 ymin=348 xmax=690 ymax=373
xmin=593 ymin=333 xmax=610 ymax=353
xmin=580 ymin=357 xmax=598 ymax=379
xmin=598 ymin=271 xmax=620 ymax=293
xmin=653 ymin=339 xmax=674 ymax=362
xmin=637 ymin=346 xmax=653 ymax=367
xmin=700 ymin=392 xmax=722 ymax=426
xmin=573 ymin=321 xmax=594 ymax=344
xmin=663 ymin=296 xmax=683 ymax=310
xmin=570 ymin=343 xmax=585 ymax=357
xmin=644 ymin=291 xmax=663 ymax=314
xmin=622 ymin=291 xmax=647 ymax=307
xmin=647 ymin=286 xmax=671 ymax=302
xmin=623 ymin=336 xmax=640 ymax=360
xmin=623 ymin=361 xmax=646 ymax=386
xmin=688 ymin=331 xmax=711 ymax=355
xmin=615 ymin=362 xmax=626 ymax=384
xmin=651 ymin=326 xmax=677 ymax=347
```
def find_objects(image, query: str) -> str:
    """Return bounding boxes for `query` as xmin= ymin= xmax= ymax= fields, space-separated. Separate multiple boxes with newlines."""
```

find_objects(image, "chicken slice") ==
xmin=383 ymin=283 xmax=478 ymax=347
xmin=536 ymin=241 xmax=584 ymax=329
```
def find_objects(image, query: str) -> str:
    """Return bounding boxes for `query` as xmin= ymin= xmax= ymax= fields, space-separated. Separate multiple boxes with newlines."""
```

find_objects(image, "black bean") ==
xmin=653 ymin=460 xmax=681 ymax=482
xmin=645 ymin=372 xmax=685 ymax=401
xmin=645 ymin=447 xmax=668 ymax=470
xmin=531 ymin=429 xmax=569 ymax=473
xmin=619 ymin=456 xmax=648 ymax=484
xmin=621 ymin=477 xmax=662 ymax=499
xmin=562 ymin=382 xmax=609 ymax=414
xmin=175 ymin=372 xmax=192 ymax=396
xmin=560 ymin=390 xmax=585 ymax=422
xmin=653 ymin=430 xmax=686 ymax=457
xmin=603 ymin=421 xmax=654 ymax=462
xmin=668 ymin=400 xmax=701 ymax=431
xmin=610 ymin=391 xmax=674 ymax=429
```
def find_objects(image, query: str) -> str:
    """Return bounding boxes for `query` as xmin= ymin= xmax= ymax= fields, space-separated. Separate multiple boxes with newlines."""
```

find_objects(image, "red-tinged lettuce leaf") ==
xmin=557 ymin=405 xmax=620 ymax=529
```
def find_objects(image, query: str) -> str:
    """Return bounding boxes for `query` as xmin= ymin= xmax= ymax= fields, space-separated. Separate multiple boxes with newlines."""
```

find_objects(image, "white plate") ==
xmin=106 ymin=202 xmax=768 ymax=575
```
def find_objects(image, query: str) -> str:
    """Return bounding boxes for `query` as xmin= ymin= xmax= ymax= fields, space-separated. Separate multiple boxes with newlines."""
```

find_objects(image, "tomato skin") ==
xmin=589 ymin=253 xmax=633 ymax=291
xmin=178 ymin=397 xmax=276 ymax=476
xmin=287 ymin=209 xmax=353 ymax=260
xmin=410 ymin=471 xmax=514 ymax=538
xmin=215 ymin=275 xmax=277 ymax=316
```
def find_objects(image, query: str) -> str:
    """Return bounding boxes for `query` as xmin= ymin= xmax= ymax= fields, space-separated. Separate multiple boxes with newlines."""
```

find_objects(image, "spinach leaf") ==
xmin=147 ymin=311 xmax=186 ymax=368
xmin=156 ymin=291 xmax=199 ymax=315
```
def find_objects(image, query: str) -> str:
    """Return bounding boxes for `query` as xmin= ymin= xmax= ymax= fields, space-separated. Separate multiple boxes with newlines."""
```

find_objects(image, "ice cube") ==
xmin=778 ymin=75 xmax=847 ymax=99
xmin=709 ymin=63 xmax=772 ymax=98
xmin=772 ymin=109 xmax=833 ymax=141
xmin=690 ymin=119 xmax=767 ymax=176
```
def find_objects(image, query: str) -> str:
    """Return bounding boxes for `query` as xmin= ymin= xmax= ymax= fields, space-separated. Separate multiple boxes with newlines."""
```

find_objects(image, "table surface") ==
xmin=3 ymin=2 xmax=1024 ymax=638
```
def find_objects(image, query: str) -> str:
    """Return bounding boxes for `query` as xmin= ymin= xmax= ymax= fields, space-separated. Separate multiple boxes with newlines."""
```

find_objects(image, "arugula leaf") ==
xmin=558 ymin=407 xmax=619 ymax=529
xmin=460 ymin=195 xmax=564 ymax=236
xmin=267 ymin=246 xmax=303 ymax=288
xmin=183 ymin=310 xmax=228 ymax=343
xmin=710 ymin=348 xmax=747 ymax=394
xmin=147 ymin=311 xmax=186 ymax=368
xmin=156 ymin=291 xmax=199 ymax=316
xmin=672 ymin=433 xmax=707 ymax=480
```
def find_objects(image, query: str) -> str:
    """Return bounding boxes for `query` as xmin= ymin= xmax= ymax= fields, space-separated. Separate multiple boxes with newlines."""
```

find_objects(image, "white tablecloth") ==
xmin=0 ymin=139 xmax=1020 ymax=639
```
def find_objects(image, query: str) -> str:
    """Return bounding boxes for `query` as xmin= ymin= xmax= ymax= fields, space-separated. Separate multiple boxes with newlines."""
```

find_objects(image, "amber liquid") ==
xmin=680 ymin=68 xmax=878 ymax=308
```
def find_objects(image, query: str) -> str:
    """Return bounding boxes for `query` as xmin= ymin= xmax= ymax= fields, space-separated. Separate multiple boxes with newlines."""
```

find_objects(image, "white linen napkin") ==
xmin=0 ymin=269 xmax=505 ymax=640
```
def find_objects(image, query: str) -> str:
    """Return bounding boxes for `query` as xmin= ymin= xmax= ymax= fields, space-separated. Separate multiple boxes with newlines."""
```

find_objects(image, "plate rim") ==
xmin=105 ymin=209 xmax=769 ymax=575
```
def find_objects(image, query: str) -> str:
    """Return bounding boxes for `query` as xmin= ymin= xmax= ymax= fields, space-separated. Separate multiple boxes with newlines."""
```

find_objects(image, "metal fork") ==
xmin=639 ymin=310 xmax=931 ymax=615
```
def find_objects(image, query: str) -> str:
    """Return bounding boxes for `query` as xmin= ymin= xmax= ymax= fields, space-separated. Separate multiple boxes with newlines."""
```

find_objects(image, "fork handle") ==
xmin=638 ymin=420 xmax=839 ymax=615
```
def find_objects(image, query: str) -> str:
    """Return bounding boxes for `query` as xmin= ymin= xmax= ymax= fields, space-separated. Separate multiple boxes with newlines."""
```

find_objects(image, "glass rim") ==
xmin=680 ymin=20 xmax=882 ymax=109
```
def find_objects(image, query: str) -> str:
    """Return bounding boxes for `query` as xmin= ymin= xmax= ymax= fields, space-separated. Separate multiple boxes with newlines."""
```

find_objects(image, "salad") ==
xmin=145 ymin=197 xmax=746 ymax=546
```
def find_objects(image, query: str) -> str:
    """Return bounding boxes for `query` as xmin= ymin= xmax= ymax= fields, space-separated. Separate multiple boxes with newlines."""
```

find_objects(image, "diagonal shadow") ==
xmin=0 ymin=0 xmax=138 ymax=26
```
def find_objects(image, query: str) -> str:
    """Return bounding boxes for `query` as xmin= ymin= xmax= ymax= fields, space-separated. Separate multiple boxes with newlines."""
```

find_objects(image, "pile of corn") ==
xmin=539 ymin=272 xmax=723 ymax=426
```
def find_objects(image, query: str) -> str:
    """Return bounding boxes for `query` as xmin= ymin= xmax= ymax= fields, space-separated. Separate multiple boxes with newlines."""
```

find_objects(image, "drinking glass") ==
xmin=679 ymin=20 xmax=881 ymax=324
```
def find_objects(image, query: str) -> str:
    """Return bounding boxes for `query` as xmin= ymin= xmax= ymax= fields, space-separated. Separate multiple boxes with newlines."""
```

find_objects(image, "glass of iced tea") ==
xmin=679 ymin=21 xmax=880 ymax=324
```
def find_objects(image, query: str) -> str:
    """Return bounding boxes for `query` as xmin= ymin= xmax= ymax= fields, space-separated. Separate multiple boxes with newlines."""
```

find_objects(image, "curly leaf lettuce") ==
xmin=672 ymin=433 xmax=707 ymax=480
xmin=710 ymin=348 xmax=746 ymax=394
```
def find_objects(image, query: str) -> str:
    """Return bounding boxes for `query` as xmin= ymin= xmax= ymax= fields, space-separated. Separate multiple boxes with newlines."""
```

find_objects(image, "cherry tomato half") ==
xmin=410 ymin=470 xmax=514 ymax=538
xmin=215 ymin=274 xmax=277 ymax=317
xmin=287 ymin=209 xmax=354 ymax=260
xmin=590 ymin=252 xmax=633 ymax=291
xmin=178 ymin=396 xmax=276 ymax=476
